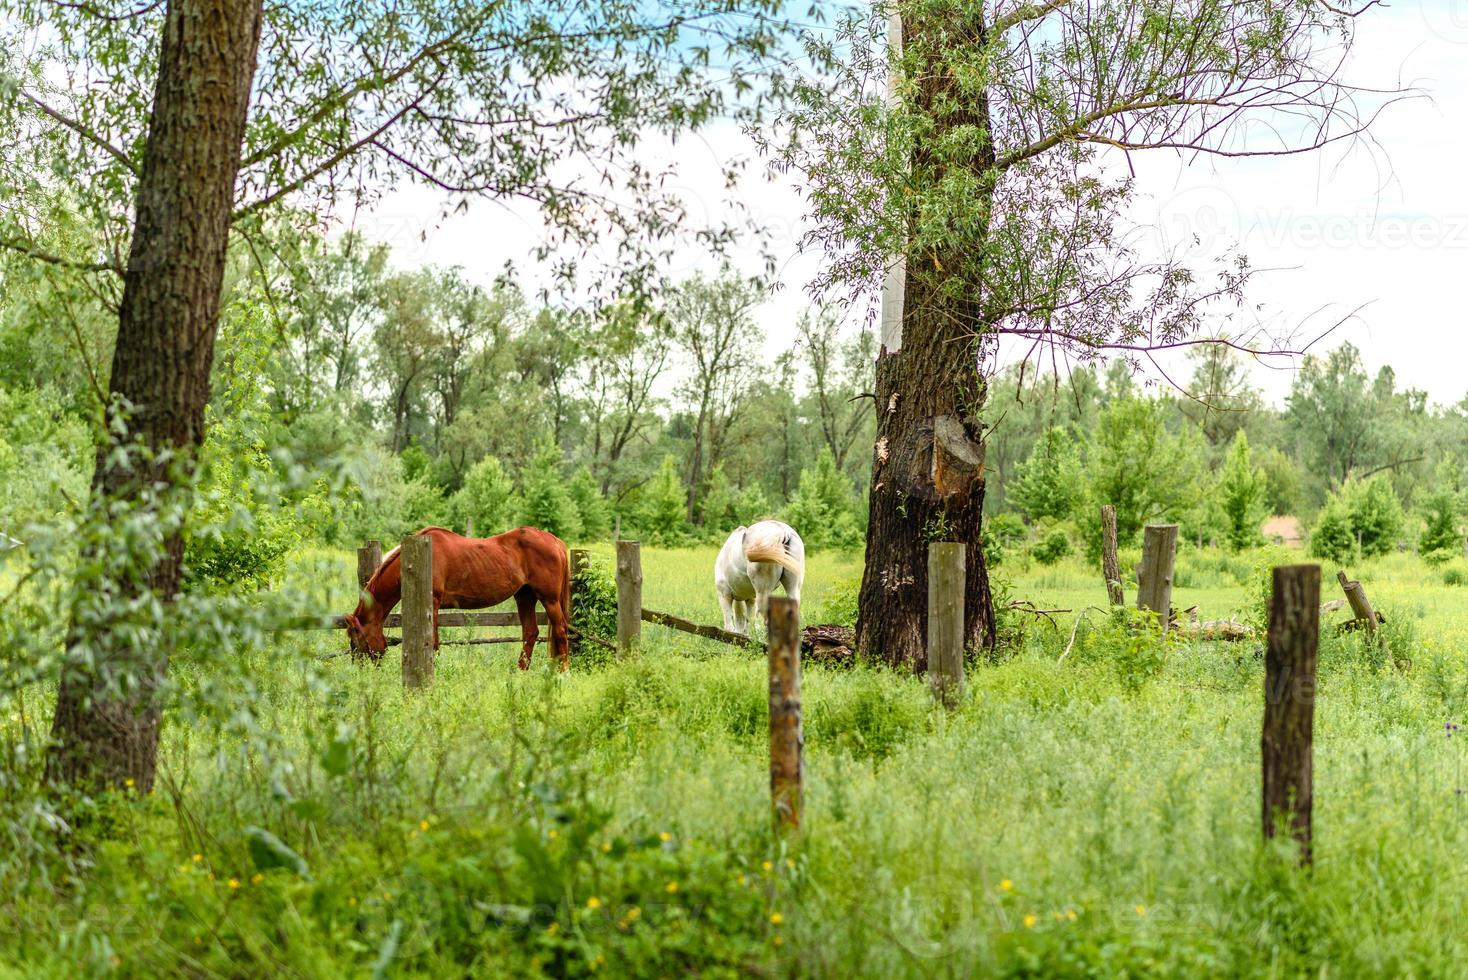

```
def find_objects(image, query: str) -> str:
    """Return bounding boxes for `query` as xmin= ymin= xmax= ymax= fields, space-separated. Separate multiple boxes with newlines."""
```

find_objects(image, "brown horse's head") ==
xmin=343 ymin=610 xmax=387 ymax=662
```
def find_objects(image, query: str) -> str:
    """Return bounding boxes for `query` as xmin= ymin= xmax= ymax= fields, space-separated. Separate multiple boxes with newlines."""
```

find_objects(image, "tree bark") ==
xmin=46 ymin=0 xmax=264 ymax=792
xmin=856 ymin=5 xmax=996 ymax=670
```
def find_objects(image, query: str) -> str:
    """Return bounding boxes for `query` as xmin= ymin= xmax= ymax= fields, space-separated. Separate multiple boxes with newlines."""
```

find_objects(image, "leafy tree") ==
xmin=669 ymin=269 xmax=766 ymax=520
xmin=796 ymin=307 xmax=876 ymax=471
xmin=640 ymin=455 xmax=689 ymax=546
xmin=735 ymin=482 xmax=773 ymax=523
xmin=1181 ymin=344 xmax=1262 ymax=449
xmin=772 ymin=0 xmax=1384 ymax=667
xmin=1419 ymin=489 xmax=1461 ymax=559
xmin=518 ymin=437 xmax=581 ymax=541
xmin=699 ymin=463 xmax=739 ymax=536
xmin=451 ymin=455 xmax=514 ymax=537
xmin=1217 ymin=430 xmax=1267 ymax=552
xmin=1257 ymin=446 xmax=1302 ymax=516
xmin=1009 ymin=427 xmax=1081 ymax=524
xmin=785 ymin=446 xmax=862 ymax=551
xmin=567 ymin=466 xmax=611 ymax=541
xmin=1080 ymin=397 xmax=1207 ymax=550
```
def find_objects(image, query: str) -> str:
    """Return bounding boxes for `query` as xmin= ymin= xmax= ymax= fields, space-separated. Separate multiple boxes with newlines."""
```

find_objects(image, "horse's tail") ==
xmin=744 ymin=524 xmax=802 ymax=577
xmin=560 ymin=539 xmax=572 ymax=618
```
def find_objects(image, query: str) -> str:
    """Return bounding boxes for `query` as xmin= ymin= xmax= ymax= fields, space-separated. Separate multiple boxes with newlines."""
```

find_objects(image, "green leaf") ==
xmin=245 ymin=826 xmax=310 ymax=878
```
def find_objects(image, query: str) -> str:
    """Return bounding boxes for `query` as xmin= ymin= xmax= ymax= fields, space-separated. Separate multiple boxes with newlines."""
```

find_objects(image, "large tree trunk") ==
xmin=855 ymin=4 xmax=996 ymax=670
xmin=46 ymin=0 xmax=264 ymax=792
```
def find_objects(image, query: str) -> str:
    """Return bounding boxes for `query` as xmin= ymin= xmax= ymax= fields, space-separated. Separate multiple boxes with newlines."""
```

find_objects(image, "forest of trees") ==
xmin=0 ymin=225 xmax=877 ymax=583
xmin=6 ymin=213 xmax=1465 ymax=592
xmin=984 ymin=342 xmax=1468 ymax=564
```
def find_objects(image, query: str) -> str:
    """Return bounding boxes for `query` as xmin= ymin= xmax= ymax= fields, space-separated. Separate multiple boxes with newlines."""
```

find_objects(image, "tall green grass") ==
xmin=4 ymin=542 xmax=1468 ymax=976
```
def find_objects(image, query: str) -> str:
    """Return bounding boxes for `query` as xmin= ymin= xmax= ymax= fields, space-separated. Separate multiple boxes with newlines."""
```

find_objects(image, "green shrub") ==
xmin=1309 ymin=476 xmax=1404 ymax=563
xmin=1031 ymin=526 xmax=1071 ymax=565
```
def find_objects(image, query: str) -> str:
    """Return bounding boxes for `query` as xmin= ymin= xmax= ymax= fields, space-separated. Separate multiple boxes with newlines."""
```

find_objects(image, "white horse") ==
xmin=714 ymin=520 xmax=805 ymax=635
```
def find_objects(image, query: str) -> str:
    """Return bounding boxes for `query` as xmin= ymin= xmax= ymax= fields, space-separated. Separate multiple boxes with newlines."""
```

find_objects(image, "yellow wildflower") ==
xmin=1023 ymin=914 xmax=1037 ymax=929
xmin=420 ymin=820 xmax=430 ymax=832
xmin=1135 ymin=904 xmax=1147 ymax=917
xmin=773 ymin=935 xmax=784 ymax=947
xmin=999 ymin=879 xmax=1013 ymax=892
xmin=600 ymin=841 xmax=612 ymax=853
xmin=664 ymin=881 xmax=679 ymax=894
xmin=770 ymin=912 xmax=783 ymax=925
xmin=547 ymin=829 xmax=558 ymax=839
xmin=177 ymin=864 xmax=190 ymax=874
xmin=1066 ymin=909 xmax=1077 ymax=922
xmin=546 ymin=922 xmax=560 ymax=935
xmin=737 ymin=874 xmax=747 ymax=886
xmin=785 ymin=858 xmax=795 ymax=869
xmin=192 ymin=854 xmax=203 ymax=863
xmin=627 ymin=907 xmax=641 ymax=920
xmin=347 ymin=897 xmax=357 ymax=907
xmin=586 ymin=896 xmax=602 ymax=910
xmin=124 ymin=778 xmax=135 ymax=789
xmin=659 ymin=831 xmax=671 ymax=842
xmin=227 ymin=878 xmax=240 ymax=890
xmin=251 ymin=873 xmax=264 ymax=885
xmin=761 ymin=861 xmax=773 ymax=873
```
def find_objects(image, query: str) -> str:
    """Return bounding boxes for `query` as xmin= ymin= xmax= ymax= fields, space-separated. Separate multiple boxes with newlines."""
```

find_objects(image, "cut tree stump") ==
xmin=1136 ymin=524 xmax=1179 ymax=626
xmin=1335 ymin=569 xmax=1381 ymax=635
xmin=801 ymin=624 xmax=856 ymax=667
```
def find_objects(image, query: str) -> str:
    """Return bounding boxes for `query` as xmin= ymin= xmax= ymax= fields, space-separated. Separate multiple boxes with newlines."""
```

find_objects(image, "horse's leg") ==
xmin=718 ymin=590 xmax=738 ymax=633
xmin=431 ymin=594 xmax=442 ymax=653
xmin=542 ymin=594 xmax=570 ymax=672
xmin=514 ymin=589 xmax=538 ymax=670
xmin=737 ymin=599 xmax=753 ymax=635
xmin=782 ymin=568 xmax=802 ymax=605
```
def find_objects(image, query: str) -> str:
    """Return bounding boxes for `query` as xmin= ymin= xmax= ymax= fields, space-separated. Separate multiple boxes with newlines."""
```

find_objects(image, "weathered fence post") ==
xmin=357 ymin=540 xmax=382 ymax=590
xmin=615 ymin=540 xmax=642 ymax=655
xmin=1262 ymin=563 xmax=1320 ymax=864
xmin=1100 ymin=506 xmax=1123 ymax=607
xmin=1136 ymin=523 xmax=1178 ymax=626
xmin=400 ymin=533 xmax=435 ymax=689
xmin=927 ymin=542 xmax=966 ymax=709
xmin=1335 ymin=569 xmax=1378 ymax=637
xmin=767 ymin=596 xmax=803 ymax=832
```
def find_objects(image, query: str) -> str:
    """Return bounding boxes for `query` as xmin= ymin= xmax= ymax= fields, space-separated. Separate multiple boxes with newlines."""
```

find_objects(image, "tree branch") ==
xmin=0 ymin=234 xmax=122 ymax=275
xmin=19 ymin=90 xmax=139 ymax=176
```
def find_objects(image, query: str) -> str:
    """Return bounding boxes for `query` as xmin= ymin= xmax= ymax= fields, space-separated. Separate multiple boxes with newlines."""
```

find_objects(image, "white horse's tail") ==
xmin=744 ymin=524 xmax=803 ymax=577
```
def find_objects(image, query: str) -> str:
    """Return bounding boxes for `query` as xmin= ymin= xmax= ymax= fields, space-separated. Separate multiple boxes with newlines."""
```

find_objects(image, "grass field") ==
xmin=5 ymin=542 xmax=1468 ymax=976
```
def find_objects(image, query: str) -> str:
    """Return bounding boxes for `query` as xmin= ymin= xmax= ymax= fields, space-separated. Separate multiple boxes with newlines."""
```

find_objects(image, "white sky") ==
xmin=357 ymin=2 xmax=1468 ymax=410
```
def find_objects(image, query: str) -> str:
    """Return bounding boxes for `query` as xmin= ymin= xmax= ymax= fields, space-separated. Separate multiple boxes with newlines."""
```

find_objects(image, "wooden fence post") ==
xmin=615 ymin=540 xmax=642 ymax=655
xmin=1100 ymin=506 xmax=1123 ymax=607
xmin=357 ymin=540 xmax=382 ymax=591
xmin=927 ymin=542 xmax=966 ymax=709
xmin=1335 ymin=569 xmax=1378 ymax=637
xmin=400 ymin=534 xmax=435 ymax=689
xmin=1136 ymin=523 xmax=1178 ymax=626
xmin=1262 ymin=563 xmax=1320 ymax=864
xmin=767 ymin=596 xmax=803 ymax=832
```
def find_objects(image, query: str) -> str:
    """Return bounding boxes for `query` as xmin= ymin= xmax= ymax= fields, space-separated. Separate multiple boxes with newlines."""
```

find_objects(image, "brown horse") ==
xmin=343 ymin=526 xmax=571 ymax=670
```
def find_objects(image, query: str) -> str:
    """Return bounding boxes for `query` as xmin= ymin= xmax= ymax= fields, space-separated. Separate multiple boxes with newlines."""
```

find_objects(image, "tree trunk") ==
xmin=855 ymin=5 xmax=996 ymax=670
xmin=46 ymin=0 xmax=263 ymax=793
